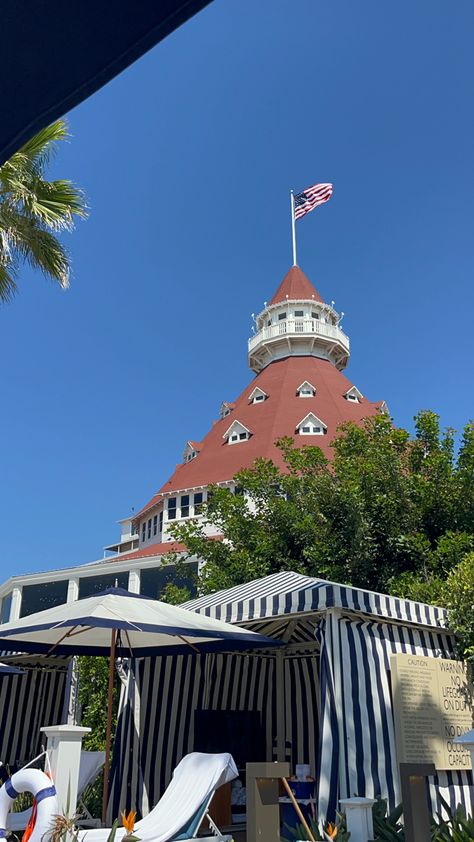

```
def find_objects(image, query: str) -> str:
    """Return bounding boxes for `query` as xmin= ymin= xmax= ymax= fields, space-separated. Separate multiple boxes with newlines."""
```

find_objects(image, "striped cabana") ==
xmin=0 ymin=655 xmax=69 ymax=769
xmin=109 ymin=571 xmax=473 ymax=823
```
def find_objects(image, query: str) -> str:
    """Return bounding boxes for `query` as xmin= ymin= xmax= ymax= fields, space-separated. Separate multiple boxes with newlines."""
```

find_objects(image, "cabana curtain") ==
xmin=0 ymin=664 xmax=67 ymax=767
xmin=109 ymin=572 xmax=473 ymax=822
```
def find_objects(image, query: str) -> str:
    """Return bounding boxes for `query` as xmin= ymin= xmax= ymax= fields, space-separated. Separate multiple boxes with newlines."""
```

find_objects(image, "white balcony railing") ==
xmin=248 ymin=318 xmax=350 ymax=354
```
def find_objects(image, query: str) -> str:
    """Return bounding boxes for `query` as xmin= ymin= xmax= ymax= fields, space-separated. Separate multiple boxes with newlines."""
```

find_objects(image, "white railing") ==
xmin=248 ymin=318 xmax=350 ymax=354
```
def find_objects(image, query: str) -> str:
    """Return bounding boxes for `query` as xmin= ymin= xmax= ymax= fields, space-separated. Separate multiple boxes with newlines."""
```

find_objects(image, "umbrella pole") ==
xmin=102 ymin=628 xmax=117 ymax=825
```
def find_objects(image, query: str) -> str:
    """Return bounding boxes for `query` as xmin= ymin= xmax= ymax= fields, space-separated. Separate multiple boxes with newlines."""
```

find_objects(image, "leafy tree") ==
xmin=0 ymin=120 xmax=86 ymax=301
xmin=444 ymin=553 xmax=474 ymax=661
xmin=170 ymin=412 xmax=474 ymax=648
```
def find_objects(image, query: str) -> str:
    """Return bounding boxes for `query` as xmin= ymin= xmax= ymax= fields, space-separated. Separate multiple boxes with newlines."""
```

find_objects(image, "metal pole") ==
xmin=102 ymin=627 xmax=117 ymax=825
xmin=290 ymin=190 xmax=297 ymax=266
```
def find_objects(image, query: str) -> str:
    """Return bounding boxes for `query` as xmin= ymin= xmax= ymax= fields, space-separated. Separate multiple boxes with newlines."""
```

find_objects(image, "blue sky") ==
xmin=1 ymin=0 xmax=473 ymax=576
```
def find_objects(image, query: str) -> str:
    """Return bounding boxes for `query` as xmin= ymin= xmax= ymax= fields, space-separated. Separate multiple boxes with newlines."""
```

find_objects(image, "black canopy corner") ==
xmin=0 ymin=0 xmax=213 ymax=166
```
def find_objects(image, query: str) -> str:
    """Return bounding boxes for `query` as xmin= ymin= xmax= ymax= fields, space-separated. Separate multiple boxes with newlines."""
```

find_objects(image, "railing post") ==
xmin=339 ymin=797 xmax=375 ymax=842
xmin=41 ymin=725 xmax=91 ymax=821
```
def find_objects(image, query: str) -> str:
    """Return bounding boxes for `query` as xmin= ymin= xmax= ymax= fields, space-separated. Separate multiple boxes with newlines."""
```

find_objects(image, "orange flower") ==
xmin=121 ymin=811 xmax=136 ymax=834
xmin=326 ymin=822 xmax=337 ymax=839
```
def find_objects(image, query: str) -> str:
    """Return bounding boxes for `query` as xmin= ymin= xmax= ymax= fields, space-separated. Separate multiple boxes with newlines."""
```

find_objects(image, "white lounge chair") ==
xmin=79 ymin=752 xmax=238 ymax=842
xmin=7 ymin=750 xmax=105 ymax=831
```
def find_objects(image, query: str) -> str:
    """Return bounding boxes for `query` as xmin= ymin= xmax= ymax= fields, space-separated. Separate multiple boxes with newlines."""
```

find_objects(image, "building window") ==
xmin=230 ymin=433 xmax=239 ymax=442
xmin=181 ymin=494 xmax=190 ymax=518
xmin=311 ymin=311 xmax=319 ymax=320
xmin=168 ymin=497 xmax=177 ymax=520
xmin=159 ymin=510 xmax=163 ymax=533
xmin=194 ymin=492 xmax=203 ymax=514
xmin=278 ymin=312 xmax=286 ymax=320
xmin=300 ymin=424 xmax=323 ymax=435
xmin=297 ymin=382 xmax=316 ymax=398
xmin=140 ymin=562 xmax=198 ymax=600
xmin=147 ymin=518 xmax=152 ymax=539
xmin=78 ymin=572 xmax=129 ymax=600
xmin=141 ymin=522 xmax=146 ymax=542
xmin=153 ymin=514 xmax=158 ymax=535
xmin=239 ymin=432 xmax=247 ymax=440
xmin=1 ymin=593 xmax=12 ymax=624
xmin=20 ymin=580 xmax=69 ymax=618
xmin=294 ymin=310 xmax=304 ymax=317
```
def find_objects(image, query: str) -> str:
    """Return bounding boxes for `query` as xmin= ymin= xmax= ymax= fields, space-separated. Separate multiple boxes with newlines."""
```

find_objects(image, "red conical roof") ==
xmin=269 ymin=266 xmax=324 ymax=306
xmin=134 ymin=356 xmax=384 ymax=518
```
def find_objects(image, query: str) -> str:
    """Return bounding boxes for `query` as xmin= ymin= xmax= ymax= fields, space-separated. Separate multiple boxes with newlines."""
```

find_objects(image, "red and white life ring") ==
xmin=0 ymin=768 xmax=58 ymax=842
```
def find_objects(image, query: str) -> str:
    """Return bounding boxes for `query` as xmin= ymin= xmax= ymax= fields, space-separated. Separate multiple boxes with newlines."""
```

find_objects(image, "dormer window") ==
xmin=223 ymin=419 xmax=252 ymax=445
xmin=183 ymin=441 xmax=201 ymax=463
xmin=344 ymin=386 xmax=363 ymax=403
xmin=248 ymin=386 xmax=268 ymax=404
xmin=297 ymin=381 xmax=316 ymax=398
xmin=220 ymin=401 xmax=235 ymax=419
xmin=296 ymin=413 xmax=327 ymax=436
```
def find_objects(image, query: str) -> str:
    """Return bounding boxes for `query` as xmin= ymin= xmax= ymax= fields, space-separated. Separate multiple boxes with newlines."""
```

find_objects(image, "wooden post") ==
xmin=281 ymin=777 xmax=316 ymax=842
xmin=399 ymin=763 xmax=435 ymax=842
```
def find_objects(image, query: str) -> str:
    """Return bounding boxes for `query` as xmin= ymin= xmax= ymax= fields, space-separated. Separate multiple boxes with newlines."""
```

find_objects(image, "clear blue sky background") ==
xmin=1 ymin=0 xmax=473 ymax=576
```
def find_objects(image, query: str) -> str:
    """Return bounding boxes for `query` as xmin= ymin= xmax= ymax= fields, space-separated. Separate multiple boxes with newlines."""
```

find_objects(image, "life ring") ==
xmin=0 ymin=769 xmax=58 ymax=842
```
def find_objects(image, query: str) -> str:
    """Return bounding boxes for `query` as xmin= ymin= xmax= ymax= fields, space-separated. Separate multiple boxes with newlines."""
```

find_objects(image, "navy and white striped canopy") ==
xmin=182 ymin=570 xmax=447 ymax=629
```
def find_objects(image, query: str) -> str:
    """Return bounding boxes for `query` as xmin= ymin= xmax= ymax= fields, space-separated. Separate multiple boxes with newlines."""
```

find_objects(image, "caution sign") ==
xmin=391 ymin=654 xmax=473 ymax=771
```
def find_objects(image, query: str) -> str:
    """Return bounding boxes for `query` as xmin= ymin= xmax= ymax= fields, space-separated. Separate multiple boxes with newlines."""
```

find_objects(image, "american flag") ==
xmin=294 ymin=183 xmax=333 ymax=220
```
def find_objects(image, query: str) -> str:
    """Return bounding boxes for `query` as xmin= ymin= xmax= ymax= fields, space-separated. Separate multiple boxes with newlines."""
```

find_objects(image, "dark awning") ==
xmin=0 ymin=0 xmax=212 ymax=166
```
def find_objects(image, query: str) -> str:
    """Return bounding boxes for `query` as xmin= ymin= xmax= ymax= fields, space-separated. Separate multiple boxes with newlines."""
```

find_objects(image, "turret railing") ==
xmin=248 ymin=318 xmax=350 ymax=355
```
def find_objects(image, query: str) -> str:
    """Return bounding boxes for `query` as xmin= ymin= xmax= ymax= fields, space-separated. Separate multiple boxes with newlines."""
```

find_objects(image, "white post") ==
xmin=128 ymin=569 xmax=141 ymax=594
xmin=339 ymin=797 xmax=375 ymax=842
xmin=41 ymin=725 xmax=91 ymax=819
xmin=290 ymin=191 xmax=297 ymax=266
xmin=10 ymin=587 xmax=22 ymax=621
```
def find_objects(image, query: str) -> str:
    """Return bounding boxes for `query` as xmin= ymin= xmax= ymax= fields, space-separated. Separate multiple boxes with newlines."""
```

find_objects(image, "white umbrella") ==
xmin=0 ymin=587 xmax=279 ymax=820
xmin=0 ymin=662 xmax=23 ymax=674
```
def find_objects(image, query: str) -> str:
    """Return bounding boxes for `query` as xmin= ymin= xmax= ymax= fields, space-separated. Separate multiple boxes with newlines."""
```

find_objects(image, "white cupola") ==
xmin=248 ymin=266 xmax=350 ymax=374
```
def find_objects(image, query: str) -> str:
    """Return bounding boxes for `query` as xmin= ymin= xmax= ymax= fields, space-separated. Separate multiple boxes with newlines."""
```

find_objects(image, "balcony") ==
xmin=248 ymin=319 xmax=350 ymax=356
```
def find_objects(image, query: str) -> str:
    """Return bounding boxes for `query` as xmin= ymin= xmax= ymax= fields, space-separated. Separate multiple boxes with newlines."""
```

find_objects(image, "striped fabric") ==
xmin=0 ymin=667 xmax=66 ymax=767
xmin=183 ymin=571 xmax=447 ymax=629
xmin=110 ymin=572 xmax=472 ymax=824
xmin=109 ymin=652 xmax=280 ymax=821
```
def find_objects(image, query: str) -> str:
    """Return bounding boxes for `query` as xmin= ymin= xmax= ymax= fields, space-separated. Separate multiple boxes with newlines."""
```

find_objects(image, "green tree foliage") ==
xmin=0 ymin=120 xmax=86 ymax=301
xmin=77 ymin=656 xmax=120 ymax=752
xmin=444 ymin=553 xmax=474 ymax=661
xmin=170 ymin=412 xmax=474 ymax=655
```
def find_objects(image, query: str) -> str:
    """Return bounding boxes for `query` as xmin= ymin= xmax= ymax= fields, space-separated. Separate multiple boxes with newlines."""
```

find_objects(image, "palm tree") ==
xmin=0 ymin=120 xmax=87 ymax=302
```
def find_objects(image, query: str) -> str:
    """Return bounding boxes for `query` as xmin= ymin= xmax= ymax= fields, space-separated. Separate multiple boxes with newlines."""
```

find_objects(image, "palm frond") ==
xmin=0 ymin=261 xmax=17 ymax=302
xmin=14 ymin=120 xmax=70 ymax=172
xmin=22 ymin=177 xmax=87 ymax=230
xmin=2 ymin=208 xmax=70 ymax=287
xmin=0 ymin=118 xmax=86 ymax=301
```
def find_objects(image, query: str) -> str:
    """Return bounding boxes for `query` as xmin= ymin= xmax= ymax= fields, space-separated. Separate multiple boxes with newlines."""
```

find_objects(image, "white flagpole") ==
xmin=290 ymin=190 xmax=297 ymax=266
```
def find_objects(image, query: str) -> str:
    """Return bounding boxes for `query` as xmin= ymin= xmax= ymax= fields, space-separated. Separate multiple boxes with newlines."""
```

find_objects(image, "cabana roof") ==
xmin=183 ymin=570 xmax=447 ymax=631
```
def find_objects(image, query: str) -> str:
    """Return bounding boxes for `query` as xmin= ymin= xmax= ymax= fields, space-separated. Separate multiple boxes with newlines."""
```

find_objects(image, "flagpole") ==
xmin=290 ymin=190 xmax=297 ymax=266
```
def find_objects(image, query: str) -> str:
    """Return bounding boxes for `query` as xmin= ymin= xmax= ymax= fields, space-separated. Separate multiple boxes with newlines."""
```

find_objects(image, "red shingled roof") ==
xmin=108 ymin=540 xmax=186 ymax=562
xmin=269 ymin=266 xmax=324 ymax=306
xmin=135 ymin=355 xmax=383 ymax=518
